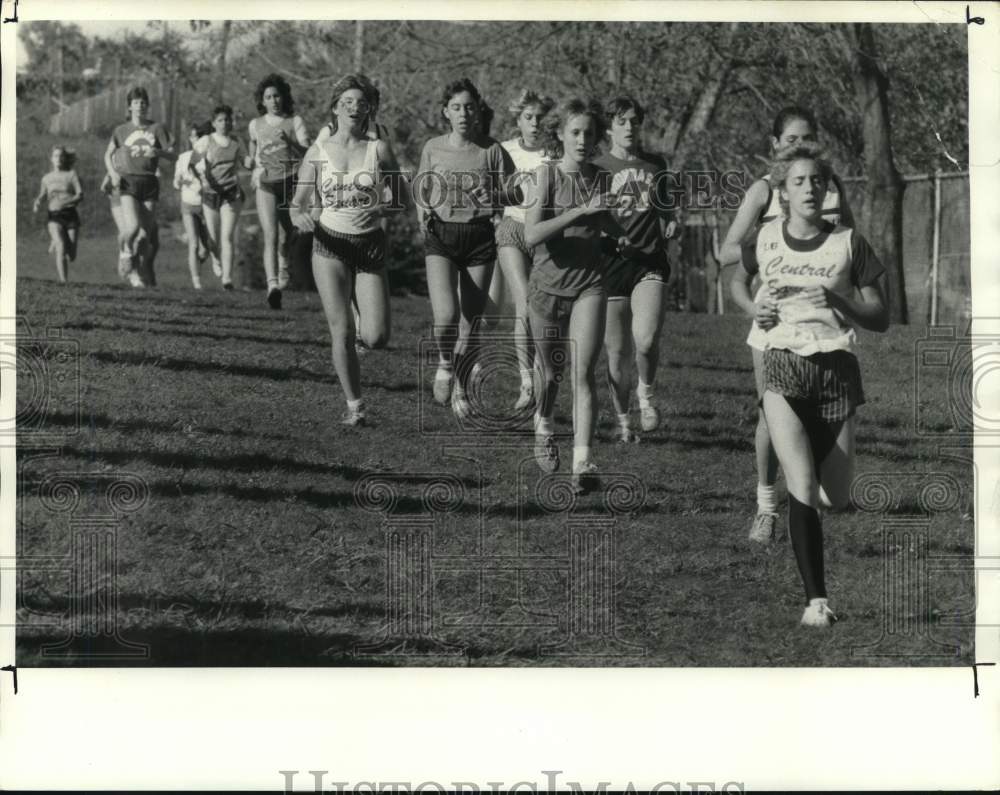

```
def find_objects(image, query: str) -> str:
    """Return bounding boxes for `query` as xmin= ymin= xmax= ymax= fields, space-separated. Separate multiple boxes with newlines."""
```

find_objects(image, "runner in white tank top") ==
xmin=289 ymin=75 xmax=408 ymax=428
xmin=490 ymin=89 xmax=554 ymax=412
xmin=721 ymin=107 xmax=855 ymax=544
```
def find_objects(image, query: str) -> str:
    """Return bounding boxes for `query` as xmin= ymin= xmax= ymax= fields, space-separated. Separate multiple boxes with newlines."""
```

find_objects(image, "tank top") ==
xmin=199 ymin=135 xmax=243 ymax=193
xmin=317 ymin=138 xmax=381 ymax=235
xmin=743 ymin=220 xmax=885 ymax=356
xmin=501 ymin=138 xmax=547 ymax=223
xmin=747 ymin=173 xmax=848 ymax=350
xmin=42 ymin=170 xmax=79 ymax=211
xmin=529 ymin=163 xmax=605 ymax=298
xmin=250 ymin=115 xmax=304 ymax=182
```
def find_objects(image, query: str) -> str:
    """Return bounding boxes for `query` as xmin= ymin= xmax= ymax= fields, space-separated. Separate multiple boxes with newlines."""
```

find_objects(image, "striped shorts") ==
xmin=313 ymin=223 xmax=386 ymax=273
xmin=763 ymin=348 xmax=864 ymax=423
xmin=495 ymin=216 xmax=533 ymax=257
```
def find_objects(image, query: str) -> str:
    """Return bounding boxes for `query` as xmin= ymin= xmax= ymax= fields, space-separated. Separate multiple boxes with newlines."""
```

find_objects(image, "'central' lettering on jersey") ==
xmin=763 ymin=256 xmax=838 ymax=280
xmin=320 ymin=173 xmax=378 ymax=209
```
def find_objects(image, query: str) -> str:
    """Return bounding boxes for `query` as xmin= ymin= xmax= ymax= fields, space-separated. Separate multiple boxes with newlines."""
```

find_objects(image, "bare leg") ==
xmin=568 ymin=291 xmax=607 ymax=454
xmin=47 ymin=222 xmax=68 ymax=282
xmin=313 ymin=250 xmax=361 ymax=403
xmin=355 ymin=268 xmax=391 ymax=349
xmin=603 ymin=298 xmax=633 ymax=416
xmin=182 ymin=211 xmax=202 ymax=288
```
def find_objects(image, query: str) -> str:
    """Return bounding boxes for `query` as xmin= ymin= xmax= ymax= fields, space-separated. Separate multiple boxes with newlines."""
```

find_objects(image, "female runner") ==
xmin=739 ymin=142 xmax=888 ymax=626
xmin=723 ymin=106 xmax=854 ymax=543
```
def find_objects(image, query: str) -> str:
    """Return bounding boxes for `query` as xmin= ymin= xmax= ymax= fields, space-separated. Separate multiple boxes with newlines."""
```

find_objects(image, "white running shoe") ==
xmin=117 ymin=252 xmax=134 ymax=280
xmin=127 ymin=270 xmax=145 ymax=288
xmin=451 ymin=388 xmax=471 ymax=419
xmin=749 ymin=512 xmax=778 ymax=544
xmin=433 ymin=368 xmax=454 ymax=405
xmin=640 ymin=404 xmax=661 ymax=432
xmin=342 ymin=404 xmax=367 ymax=427
xmin=514 ymin=383 xmax=534 ymax=411
xmin=800 ymin=598 xmax=838 ymax=628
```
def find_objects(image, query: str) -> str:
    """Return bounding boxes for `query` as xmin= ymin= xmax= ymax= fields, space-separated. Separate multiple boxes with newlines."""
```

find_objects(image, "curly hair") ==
xmin=538 ymin=98 xmax=605 ymax=160
xmin=326 ymin=73 xmax=381 ymax=134
xmin=212 ymin=104 xmax=234 ymax=121
xmin=441 ymin=78 xmax=481 ymax=109
xmin=770 ymin=141 xmax=832 ymax=213
xmin=507 ymin=88 xmax=555 ymax=121
xmin=604 ymin=95 xmax=645 ymax=126
xmin=254 ymin=73 xmax=295 ymax=116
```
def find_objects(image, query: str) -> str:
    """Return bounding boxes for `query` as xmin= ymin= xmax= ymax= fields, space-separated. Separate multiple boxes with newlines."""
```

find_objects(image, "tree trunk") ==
xmin=215 ymin=20 xmax=232 ymax=104
xmin=354 ymin=20 xmax=364 ymax=73
xmin=669 ymin=22 xmax=739 ymax=172
xmin=847 ymin=23 xmax=907 ymax=324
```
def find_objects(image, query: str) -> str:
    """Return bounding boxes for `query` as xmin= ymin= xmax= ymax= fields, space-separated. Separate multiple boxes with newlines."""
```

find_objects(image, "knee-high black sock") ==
xmin=788 ymin=494 xmax=826 ymax=602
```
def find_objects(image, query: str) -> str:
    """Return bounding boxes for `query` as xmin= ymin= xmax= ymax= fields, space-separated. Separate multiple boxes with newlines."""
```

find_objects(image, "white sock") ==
xmin=347 ymin=398 xmax=364 ymax=412
xmin=572 ymin=445 xmax=591 ymax=470
xmin=267 ymin=278 xmax=279 ymax=290
xmin=535 ymin=415 xmax=553 ymax=436
xmin=617 ymin=412 xmax=631 ymax=431
xmin=757 ymin=483 xmax=777 ymax=515
xmin=519 ymin=368 xmax=533 ymax=389
xmin=637 ymin=379 xmax=653 ymax=409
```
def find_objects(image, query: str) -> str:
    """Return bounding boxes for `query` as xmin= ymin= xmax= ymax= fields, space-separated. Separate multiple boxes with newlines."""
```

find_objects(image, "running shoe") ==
xmin=432 ymin=368 xmax=454 ymax=405
xmin=617 ymin=425 xmax=640 ymax=444
xmin=127 ymin=270 xmax=145 ymax=288
xmin=451 ymin=388 xmax=471 ymax=419
xmin=571 ymin=461 xmax=600 ymax=495
xmin=534 ymin=434 xmax=559 ymax=473
xmin=267 ymin=287 xmax=282 ymax=310
xmin=342 ymin=404 xmax=367 ymax=427
xmin=800 ymin=599 xmax=838 ymax=628
xmin=192 ymin=279 xmax=203 ymax=290
xmin=222 ymin=281 xmax=235 ymax=291
xmin=640 ymin=404 xmax=661 ymax=432
xmin=749 ymin=512 xmax=777 ymax=544
xmin=117 ymin=252 xmax=134 ymax=280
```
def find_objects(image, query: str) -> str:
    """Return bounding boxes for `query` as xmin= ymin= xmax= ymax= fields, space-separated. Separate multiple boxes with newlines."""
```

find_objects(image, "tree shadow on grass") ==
xmin=16 ymin=626 xmax=398 ymax=666
xmin=38 ymin=409 xmax=292 ymax=441
xmin=54 ymin=445 xmax=483 ymax=489
xmin=64 ymin=318 xmax=329 ymax=350
xmin=88 ymin=349 xmax=337 ymax=385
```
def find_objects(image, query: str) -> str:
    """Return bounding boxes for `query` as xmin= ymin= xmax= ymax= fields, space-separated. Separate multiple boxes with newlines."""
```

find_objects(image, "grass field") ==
xmin=14 ymin=233 xmax=975 ymax=667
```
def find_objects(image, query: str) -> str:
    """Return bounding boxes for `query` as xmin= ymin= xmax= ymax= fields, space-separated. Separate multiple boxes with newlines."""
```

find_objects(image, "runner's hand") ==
xmin=755 ymin=295 xmax=779 ymax=330
xmin=291 ymin=209 xmax=315 ymax=233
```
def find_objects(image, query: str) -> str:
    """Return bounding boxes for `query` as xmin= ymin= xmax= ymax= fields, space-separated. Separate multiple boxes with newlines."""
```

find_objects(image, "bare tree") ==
xmin=839 ymin=23 xmax=907 ymax=323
